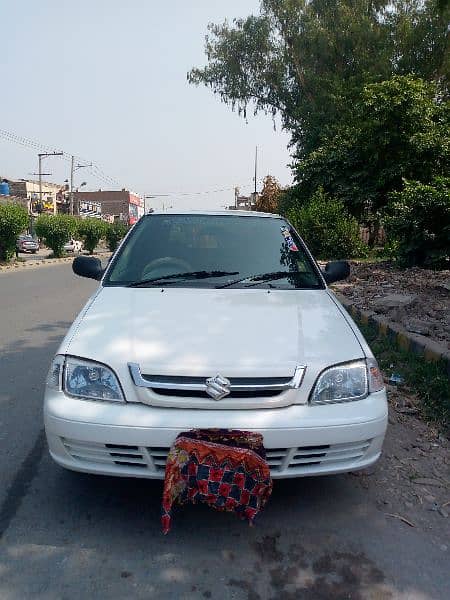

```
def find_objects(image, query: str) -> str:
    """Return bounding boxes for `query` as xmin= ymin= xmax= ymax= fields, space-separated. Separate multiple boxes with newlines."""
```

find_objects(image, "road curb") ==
xmin=335 ymin=292 xmax=450 ymax=378
xmin=0 ymin=252 xmax=111 ymax=273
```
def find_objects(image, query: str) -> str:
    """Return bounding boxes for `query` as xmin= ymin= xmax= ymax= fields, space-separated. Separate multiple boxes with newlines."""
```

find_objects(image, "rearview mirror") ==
xmin=73 ymin=256 xmax=104 ymax=280
xmin=322 ymin=260 xmax=350 ymax=284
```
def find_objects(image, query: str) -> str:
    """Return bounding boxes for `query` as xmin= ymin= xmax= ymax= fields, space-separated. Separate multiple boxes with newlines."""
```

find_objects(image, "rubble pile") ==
xmin=334 ymin=262 xmax=450 ymax=348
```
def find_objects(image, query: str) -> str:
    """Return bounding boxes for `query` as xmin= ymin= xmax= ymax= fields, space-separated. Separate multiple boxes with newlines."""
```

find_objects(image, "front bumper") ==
xmin=44 ymin=390 xmax=388 ymax=479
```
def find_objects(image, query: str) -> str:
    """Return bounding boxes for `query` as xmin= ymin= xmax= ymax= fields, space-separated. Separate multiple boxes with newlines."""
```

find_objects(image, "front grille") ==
xmin=62 ymin=438 xmax=372 ymax=475
xmin=128 ymin=363 xmax=306 ymax=408
xmin=151 ymin=388 xmax=284 ymax=399
xmin=144 ymin=374 xmax=290 ymax=399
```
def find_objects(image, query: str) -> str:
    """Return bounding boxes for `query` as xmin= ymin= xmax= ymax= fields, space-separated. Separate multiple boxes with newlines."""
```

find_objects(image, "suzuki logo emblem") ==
xmin=205 ymin=374 xmax=231 ymax=400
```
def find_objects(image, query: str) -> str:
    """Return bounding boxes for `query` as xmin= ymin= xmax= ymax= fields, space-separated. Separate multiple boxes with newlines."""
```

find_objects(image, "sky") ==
xmin=0 ymin=0 xmax=293 ymax=211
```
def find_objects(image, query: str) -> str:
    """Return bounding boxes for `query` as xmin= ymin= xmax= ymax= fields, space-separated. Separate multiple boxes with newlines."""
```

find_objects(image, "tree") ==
xmin=0 ymin=202 xmax=29 ymax=262
xmin=188 ymin=0 xmax=449 ymax=158
xmin=288 ymin=188 xmax=367 ymax=260
xmin=284 ymin=76 xmax=449 ymax=242
xmin=383 ymin=177 xmax=450 ymax=269
xmin=35 ymin=214 xmax=77 ymax=258
xmin=254 ymin=175 xmax=282 ymax=213
xmin=105 ymin=221 xmax=128 ymax=252
xmin=77 ymin=218 xmax=108 ymax=254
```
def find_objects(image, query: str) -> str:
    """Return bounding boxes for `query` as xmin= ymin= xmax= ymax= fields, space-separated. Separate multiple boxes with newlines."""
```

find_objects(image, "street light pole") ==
xmin=37 ymin=151 xmax=63 ymax=214
xmin=38 ymin=154 xmax=43 ymax=214
xmin=70 ymin=157 xmax=92 ymax=215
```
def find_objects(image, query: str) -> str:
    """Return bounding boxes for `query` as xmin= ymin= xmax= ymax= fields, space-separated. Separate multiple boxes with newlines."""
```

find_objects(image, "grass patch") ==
xmin=359 ymin=321 xmax=450 ymax=432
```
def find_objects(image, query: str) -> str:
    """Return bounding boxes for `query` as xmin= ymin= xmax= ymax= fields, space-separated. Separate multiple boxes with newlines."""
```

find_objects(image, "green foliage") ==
xmin=189 ymin=0 xmax=449 ymax=159
xmin=359 ymin=322 xmax=450 ymax=430
xmin=289 ymin=76 xmax=449 ymax=223
xmin=77 ymin=218 xmax=108 ymax=254
xmin=288 ymin=188 xmax=368 ymax=260
xmin=0 ymin=202 xmax=29 ymax=262
xmin=105 ymin=221 xmax=128 ymax=252
xmin=35 ymin=214 xmax=77 ymax=258
xmin=383 ymin=177 xmax=450 ymax=269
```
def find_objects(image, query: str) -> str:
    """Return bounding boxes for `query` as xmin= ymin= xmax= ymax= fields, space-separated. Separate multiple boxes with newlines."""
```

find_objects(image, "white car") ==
xmin=44 ymin=211 xmax=387 ymax=479
xmin=63 ymin=239 xmax=83 ymax=253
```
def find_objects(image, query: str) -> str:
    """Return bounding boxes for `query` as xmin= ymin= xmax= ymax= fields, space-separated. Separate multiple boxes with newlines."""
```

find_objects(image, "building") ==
xmin=74 ymin=189 xmax=144 ymax=224
xmin=228 ymin=188 xmax=259 ymax=211
xmin=6 ymin=179 xmax=67 ymax=214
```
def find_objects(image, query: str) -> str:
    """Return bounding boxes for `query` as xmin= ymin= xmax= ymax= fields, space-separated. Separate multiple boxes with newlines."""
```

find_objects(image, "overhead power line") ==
xmin=0 ymin=128 xmax=125 ymax=190
xmin=1 ymin=128 xmax=262 ymax=198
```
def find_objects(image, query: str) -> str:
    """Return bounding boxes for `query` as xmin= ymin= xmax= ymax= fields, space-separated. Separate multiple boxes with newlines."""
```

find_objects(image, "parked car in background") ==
xmin=63 ymin=239 xmax=83 ymax=253
xmin=16 ymin=235 xmax=39 ymax=254
xmin=45 ymin=211 xmax=388 ymax=481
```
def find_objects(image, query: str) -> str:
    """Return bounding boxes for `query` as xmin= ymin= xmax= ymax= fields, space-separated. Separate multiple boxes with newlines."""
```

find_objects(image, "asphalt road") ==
xmin=0 ymin=264 xmax=448 ymax=600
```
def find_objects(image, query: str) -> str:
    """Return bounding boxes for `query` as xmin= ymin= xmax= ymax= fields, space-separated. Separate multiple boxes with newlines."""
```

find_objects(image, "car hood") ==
xmin=63 ymin=287 xmax=364 ymax=383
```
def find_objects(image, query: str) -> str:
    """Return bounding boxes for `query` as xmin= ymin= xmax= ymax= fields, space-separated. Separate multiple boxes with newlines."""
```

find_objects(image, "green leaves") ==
xmin=190 ymin=1 xmax=449 ymax=266
xmin=105 ymin=221 xmax=128 ymax=252
xmin=289 ymin=76 xmax=449 ymax=224
xmin=288 ymin=188 xmax=368 ymax=260
xmin=0 ymin=202 xmax=29 ymax=262
xmin=35 ymin=214 xmax=78 ymax=258
xmin=189 ymin=0 xmax=448 ymax=158
xmin=384 ymin=177 xmax=450 ymax=268
xmin=77 ymin=218 xmax=108 ymax=255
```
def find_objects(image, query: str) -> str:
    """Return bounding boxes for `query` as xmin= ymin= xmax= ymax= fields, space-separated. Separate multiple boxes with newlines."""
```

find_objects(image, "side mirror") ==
xmin=322 ymin=260 xmax=350 ymax=284
xmin=73 ymin=256 xmax=104 ymax=280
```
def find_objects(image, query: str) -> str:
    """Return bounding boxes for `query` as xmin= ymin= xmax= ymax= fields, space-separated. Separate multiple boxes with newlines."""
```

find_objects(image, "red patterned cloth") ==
xmin=161 ymin=429 xmax=272 ymax=534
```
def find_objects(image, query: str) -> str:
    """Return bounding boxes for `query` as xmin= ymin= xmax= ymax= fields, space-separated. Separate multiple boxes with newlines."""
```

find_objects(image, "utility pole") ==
xmin=70 ymin=155 xmax=74 ymax=215
xmin=251 ymin=146 xmax=258 ymax=209
xmin=254 ymin=146 xmax=258 ymax=195
xmin=70 ymin=157 xmax=92 ymax=215
xmin=38 ymin=151 xmax=63 ymax=214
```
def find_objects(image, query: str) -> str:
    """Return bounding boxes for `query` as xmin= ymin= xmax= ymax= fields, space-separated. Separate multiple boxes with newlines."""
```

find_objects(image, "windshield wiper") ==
xmin=217 ymin=271 xmax=310 ymax=289
xmin=126 ymin=271 xmax=239 ymax=287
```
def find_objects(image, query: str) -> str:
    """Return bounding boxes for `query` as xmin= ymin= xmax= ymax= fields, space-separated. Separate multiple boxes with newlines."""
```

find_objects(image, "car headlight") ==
xmin=310 ymin=358 xmax=384 ymax=405
xmin=46 ymin=355 xmax=125 ymax=402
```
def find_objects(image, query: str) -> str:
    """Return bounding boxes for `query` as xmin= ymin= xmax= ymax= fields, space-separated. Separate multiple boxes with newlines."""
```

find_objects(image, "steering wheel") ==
xmin=141 ymin=256 xmax=192 ymax=280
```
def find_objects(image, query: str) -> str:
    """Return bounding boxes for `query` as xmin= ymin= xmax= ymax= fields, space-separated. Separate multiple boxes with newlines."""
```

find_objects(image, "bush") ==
xmin=0 ymin=202 xmax=29 ymax=262
xmin=383 ymin=177 xmax=450 ymax=269
xmin=77 ymin=218 xmax=108 ymax=254
xmin=288 ymin=188 xmax=368 ymax=260
xmin=105 ymin=221 xmax=128 ymax=252
xmin=35 ymin=214 xmax=78 ymax=258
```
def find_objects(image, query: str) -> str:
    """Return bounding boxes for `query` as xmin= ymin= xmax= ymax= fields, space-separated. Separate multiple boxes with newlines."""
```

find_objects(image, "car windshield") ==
xmin=104 ymin=214 xmax=323 ymax=289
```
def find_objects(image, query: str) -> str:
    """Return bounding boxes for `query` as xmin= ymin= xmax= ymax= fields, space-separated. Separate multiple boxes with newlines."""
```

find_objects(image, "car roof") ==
xmin=146 ymin=210 xmax=282 ymax=218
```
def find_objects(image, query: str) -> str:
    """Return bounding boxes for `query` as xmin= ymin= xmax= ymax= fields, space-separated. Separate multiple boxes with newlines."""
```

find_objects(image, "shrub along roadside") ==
xmin=105 ymin=221 xmax=128 ymax=252
xmin=383 ymin=177 xmax=450 ymax=269
xmin=0 ymin=203 xmax=30 ymax=262
xmin=288 ymin=188 xmax=368 ymax=260
xmin=35 ymin=214 xmax=77 ymax=258
xmin=359 ymin=321 xmax=450 ymax=432
xmin=77 ymin=218 xmax=108 ymax=254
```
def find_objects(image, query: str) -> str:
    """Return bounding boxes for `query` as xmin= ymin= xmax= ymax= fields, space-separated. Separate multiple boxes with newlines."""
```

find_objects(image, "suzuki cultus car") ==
xmin=44 ymin=211 xmax=387 ymax=478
